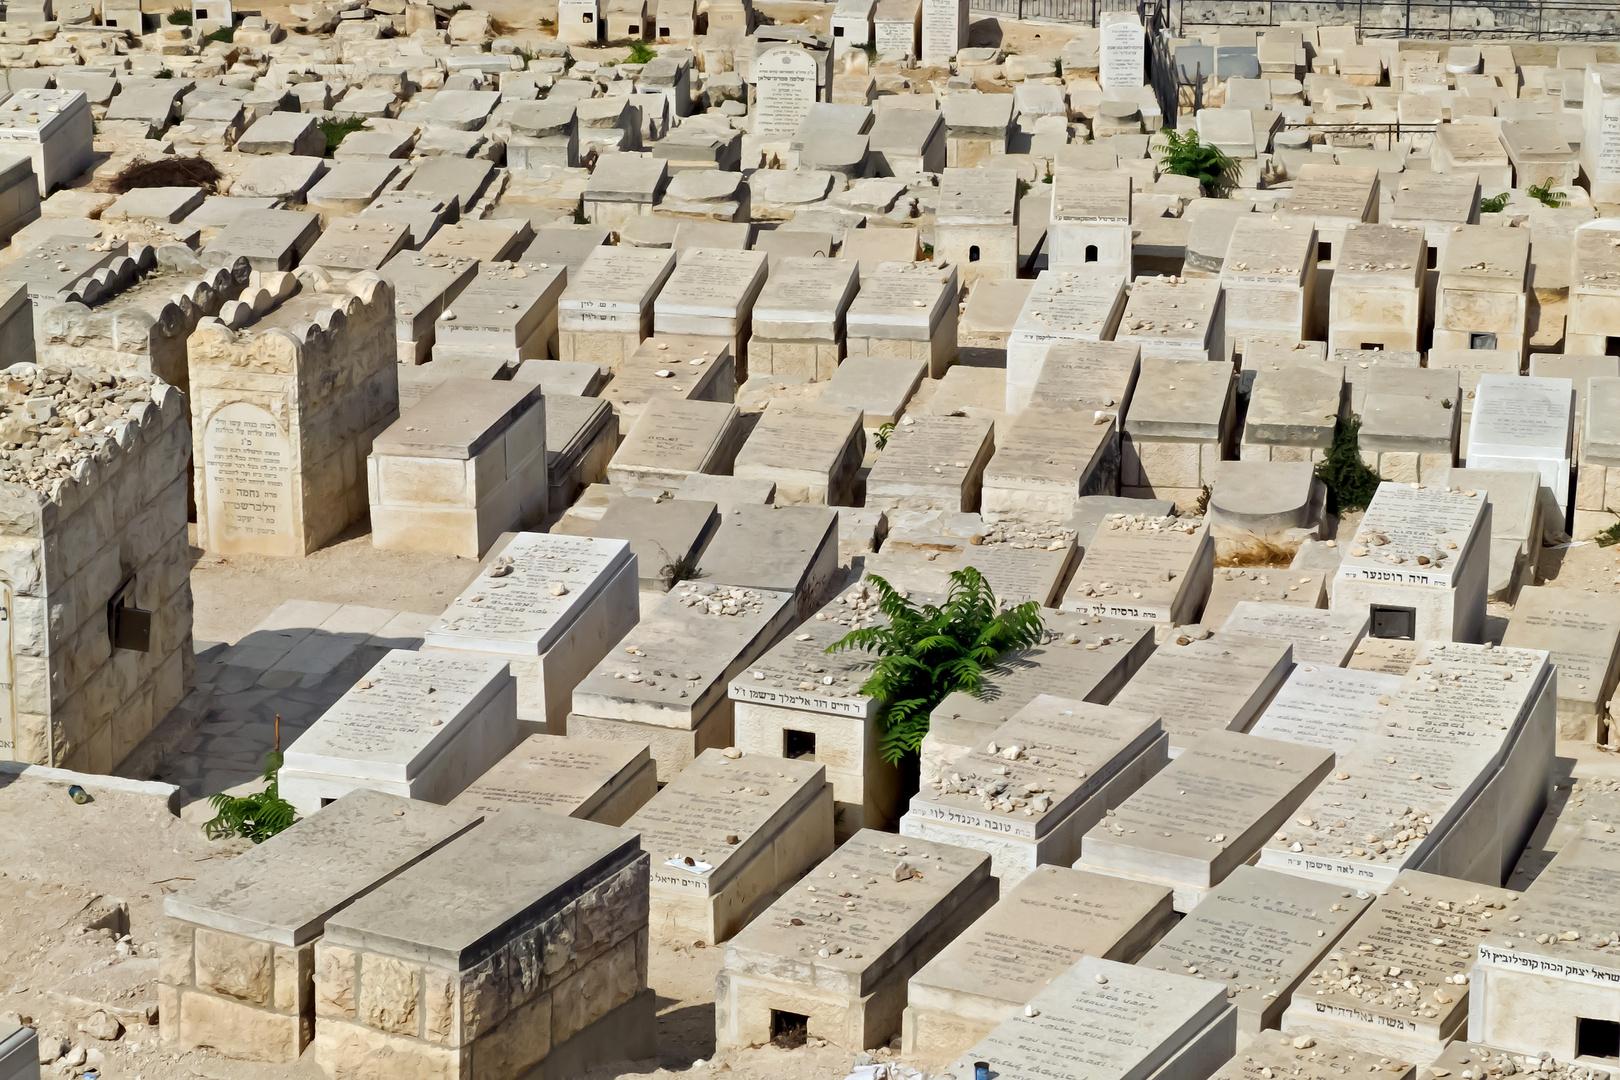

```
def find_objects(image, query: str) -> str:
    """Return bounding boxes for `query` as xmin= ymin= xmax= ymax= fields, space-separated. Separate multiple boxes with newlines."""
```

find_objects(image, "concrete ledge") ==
xmin=0 ymin=760 xmax=182 ymax=816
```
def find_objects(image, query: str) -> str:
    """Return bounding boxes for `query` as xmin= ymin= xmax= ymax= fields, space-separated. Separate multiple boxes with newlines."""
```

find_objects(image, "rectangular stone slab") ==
xmin=1281 ymin=869 xmax=1519 ymax=1063
xmin=449 ymin=733 xmax=656 ymax=826
xmin=1108 ymin=633 xmax=1293 ymax=753
xmin=1221 ymin=601 xmax=1369 ymax=667
xmin=1135 ymin=865 xmax=1368 ymax=1031
xmin=164 ymin=790 xmax=481 ymax=946
xmin=1336 ymin=483 xmax=1486 ymax=590
xmin=1500 ymin=585 xmax=1620 ymax=739
xmin=322 ymin=806 xmax=643 ymax=970
xmin=1209 ymin=1030 xmax=1416 ymax=1080
xmin=1248 ymin=665 xmax=1403 ymax=757
xmin=942 ymin=955 xmax=1234 ymax=1080
xmin=1078 ymin=729 xmax=1335 ymax=911
xmin=1060 ymin=519 xmax=1213 ymax=625
xmin=902 ymin=865 xmax=1175 ymax=1062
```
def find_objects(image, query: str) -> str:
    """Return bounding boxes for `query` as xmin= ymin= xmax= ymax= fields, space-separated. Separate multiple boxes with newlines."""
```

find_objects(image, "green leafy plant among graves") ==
xmin=827 ymin=567 xmax=1045 ymax=764
xmin=203 ymin=24 xmax=234 ymax=42
xmin=1528 ymin=180 xmax=1568 ymax=209
xmin=873 ymin=420 xmax=896 ymax=451
xmin=167 ymin=4 xmax=191 ymax=23
xmin=626 ymin=39 xmax=656 ymax=63
xmin=1157 ymin=127 xmax=1239 ymax=197
xmin=319 ymin=115 xmax=369 ymax=154
xmin=1596 ymin=514 xmax=1620 ymax=548
xmin=203 ymin=751 xmax=297 ymax=844
xmin=1480 ymin=191 xmax=1511 ymax=214
xmin=1314 ymin=413 xmax=1382 ymax=514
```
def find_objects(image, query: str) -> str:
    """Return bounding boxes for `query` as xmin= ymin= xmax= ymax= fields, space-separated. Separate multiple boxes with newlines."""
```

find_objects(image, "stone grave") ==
xmin=1464 ymin=375 xmax=1575 ymax=516
xmin=377 ymin=254 xmax=479 ymax=365
xmin=583 ymin=153 xmax=667 ymax=230
xmin=1120 ymin=357 xmax=1236 ymax=507
xmin=1201 ymin=566 xmax=1329 ymax=627
xmin=920 ymin=0 xmax=966 ymax=65
xmin=1108 ymin=633 xmax=1294 ymax=756
xmin=729 ymin=588 xmax=896 ymax=838
xmin=733 ymin=401 xmax=864 ymax=505
xmin=940 ymin=955 xmax=1235 ymax=1080
xmin=747 ymin=256 xmax=859 ymax=381
xmin=202 ymin=209 xmax=324 ymax=272
xmin=1277 ymin=163 xmax=1379 ymax=263
xmin=903 ymin=865 xmax=1175 ymax=1063
xmin=1325 ymin=223 xmax=1426 ymax=354
xmin=1237 ymin=360 xmax=1343 ymax=466
xmin=367 ymin=378 xmax=547 ymax=559
xmin=845 ymin=262 xmax=959 ymax=379
xmin=1563 ymin=219 xmax=1620 ymax=357
xmin=1060 ymin=515 xmax=1213 ymax=629
xmin=714 ymin=829 xmax=997 ymax=1051
xmin=865 ymin=415 xmax=996 ymax=513
xmin=1210 ymin=1031 xmax=1415 ymax=1080
xmin=624 ymin=747 xmax=833 ymax=943
xmin=902 ymin=694 xmax=1168 ymax=887
xmin=1220 ymin=601 xmax=1368 ymax=667
xmin=1470 ymin=822 xmax=1620 ymax=1060
xmin=450 ymin=733 xmax=655 ymax=825
xmin=1423 ymin=1046 xmax=1592 ymax=1080
xmin=1576 ymin=376 xmax=1620 ymax=539
xmin=1136 ymin=865 xmax=1369 ymax=1032
xmin=955 ymin=532 xmax=1080 ymax=607
xmin=606 ymin=397 xmax=744 ymax=489
xmin=1219 ymin=217 xmax=1317 ymax=355
xmin=1004 ymin=270 xmax=1130 ymax=412
xmin=0 ymin=89 xmax=92 ymax=195
xmin=1443 ymin=466 xmax=1543 ymax=602
xmin=981 ymin=404 xmax=1121 ymax=527
xmin=1115 ymin=275 xmax=1227 ymax=363
xmin=1077 ymin=729 xmax=1334 ymax=911
xmin=1432 ymin=226 xmax=1531 ymax=361
xmin=190 ymin=272 xmax=396 ymax=558
xmin=313 ymin=808 xmax=652 ymax=1079
xmin=1357 ymin=367 xmax=1461 ymax=485
xmin=1048 ymin=168 xmax=1132 ymax=277
xmin=1100 ymin=11 xmax=1147 ymax=92
xmin=921 ymin=613 xmax=1155 ymax=788
xmin=1247 ymin=665 xmax=1403 ymax=757
xmin=1280 ymin=869 xmax=1519 ymax=1065
xmin=1500 ymin=586 xmax=1620 ymax=742
xmin=278 ymin=649 xmax=519 ymax=814
xmin=653 ymin=247 xmax=768 ymax=381
xmin=569 ymin=585 xmax=798 ymax=780
xmin=754 ymin=44 xmax=823 ymax=138
xmin=816 ymin=355 xmax=928 ymax=431
xmin=695 ymin=504 xmax=840 ymax=620
xmin=600 ymin=334 xmax=736 ymax=434
xmin=1262 ymin=641 xmax=1555 ymax=893
xmin=1204 ymin=459 xmax=1325 ymax=561
xmin=558 ymin=493 xmax=718 ymax=592
xmin=1428 ymin=348 xmax=1522 ymax=453
xmin=159 ymin=791 xmax=480 ymax=1062
xmin=430 ymin=261 xmax=569 ymax=368
xmin=557 ymin=245 xmax=678 ymax=368
xmin=935 ymin=167 xmax=1019 ymax=286
xmin=421 ymin=533 xmax=639 ymax=735
xmin=1331 ymin=482 xmax=1490 ymax=644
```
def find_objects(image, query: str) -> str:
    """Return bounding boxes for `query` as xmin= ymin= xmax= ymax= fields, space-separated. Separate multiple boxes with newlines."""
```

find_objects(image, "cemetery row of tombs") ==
xmin=0 ymin=2 xmax=1618 ymax=1078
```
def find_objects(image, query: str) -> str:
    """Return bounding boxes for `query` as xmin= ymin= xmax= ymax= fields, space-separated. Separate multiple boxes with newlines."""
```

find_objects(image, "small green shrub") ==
xmin=626 ymin=39 xmax=656 ymax=63
xmin=1596 ymin=515 xmax=1620 ymax=548
xmin=1315 ymin=414 xmax=1382 ymax=514
xmin=1480 ymin=191 xmax=1510 ymax=214
xmin=873 ymin=421 xmax=896 ymax=451
xmin=167 ymin=4 xmax=191 ymax=23
xmin=203 ymin=752 xmax=297 ymax=844
xmin=1157 ymin=127 xmax=1239 ymax=197
xmin=319 ymin=114 xmax=369 ymax=154
xmin=203 ymin=24 xmax=234 ymax=42
xmin=1528 ymin=180 xmax=1567 ymax=209
xmin=155 ymin=67 xmax=174 ymax=78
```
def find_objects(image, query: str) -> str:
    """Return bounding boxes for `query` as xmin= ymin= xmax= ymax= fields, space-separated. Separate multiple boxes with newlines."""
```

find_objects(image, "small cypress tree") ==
xmin=1315 ymin=414 xmax=1382 ymax=514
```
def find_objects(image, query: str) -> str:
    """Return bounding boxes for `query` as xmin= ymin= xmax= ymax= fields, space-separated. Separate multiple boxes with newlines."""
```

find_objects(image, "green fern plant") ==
xmin=873 ymin=420 xmax=896 ymax=451
xmin=1157 ymin=128 xmax=1239 ymax=197
xmin=1480 ymin=191 xmax=1510 ymax=214
xmin=827 ymin=567 xmax=1045 ymax=764
xmin=319 ymin=115 xmax=369 ymax=154
xmin=1314 ymin=413 xmax=1382 ymax=514
xmin=626 ymin=39 xmax=656 ymax=63
xmin=203 ymin=751 xmax=297 ymax=844
xmin=1527 ymin=180 xmax=1567 ymax=209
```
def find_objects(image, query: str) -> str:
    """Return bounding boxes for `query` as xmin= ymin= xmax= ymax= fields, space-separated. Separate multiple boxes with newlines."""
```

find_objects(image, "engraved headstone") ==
xmin=1099 ymin=13 xmax=1147 ymax=93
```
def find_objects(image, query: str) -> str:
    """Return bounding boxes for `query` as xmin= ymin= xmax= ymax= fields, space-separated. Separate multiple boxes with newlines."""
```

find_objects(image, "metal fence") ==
xmin=1168 ymin=0 xmax=1620 ymax=39
xmin=967 ymin=0 xmax=1137 ymax=24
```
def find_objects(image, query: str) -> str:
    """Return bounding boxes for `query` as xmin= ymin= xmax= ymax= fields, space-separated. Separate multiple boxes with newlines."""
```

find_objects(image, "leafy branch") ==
xmin=203 ymin=750 xmax=297 ymax=844
xmin=1157 ymin=127 xmax=1239 ymax=197
xmin=827 ymin=567 xmax=1044 ymax=763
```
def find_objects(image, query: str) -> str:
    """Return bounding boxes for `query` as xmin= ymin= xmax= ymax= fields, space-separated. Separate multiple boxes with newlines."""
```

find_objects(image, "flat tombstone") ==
xmin=715 ymin=829 xmax=998 ymax=1052
xmin=695 ymin=503 xmax=841 ymax=620
xmin=1210 ymin=1031 xmax=1416 ymax=1080
xmin=1465 ymin=374 xmax=1575 ymax=513
xmin=450 ymin=733 xmax=656 ymax=825
xmin=755 ymin=45 xmax=820 ymax=138
xmin=202 ymin=401 xmax=296 ymax=556
xmin=1500 ymin=585 xmax=1620 ymax=741
xmin=557 ymin=246 xmax=678 ymax=367
xmin=1282 ymin=869 xmax=1519 ymax=1063
xmin=1108 ymin=633 xmax=1294 ymax=755
xmin=902 ymin=866 xmax=1176 ymax=1063
xmin=981 ymin=407 xmax=1120 ymax=528
xmin=865 ymin=414 xmax=995 ymax=513
xmin=1061 ymin=519 xmax=1213 ymax=628
xmin=279 ymin=650 xmax=518 ymax=815
xmin=608 ymin=397 xmax=743 ymax=488
xmin=1005 ymin=271 xmax=1130 ymax=411
xmin=1345 ymin=637 xmax=1419 ymax=675
xmin=955 ymin=539 xmax=1078 ymax=608
xmin=1077 ymin=729 xmax=1335 ymax=911
xmin=733 ymin=401 xmax=864 ymax=505
xmin=903 ymin=695 xmax=1167 ymax=887
xmin=313 ymin=808 xmax=651 ymax=1080
xmin=422 ymin=533 xmax=639 ymax=733
xmin=1221 ymin=601 xmax=1368 ymax=667
xmin=624 ymin=747 xmax=832 ymax=944
xmin=161 ymin=790 xmax=481 ymax=1063
xmin=1099 ymin=13 xmax=1146 ymax=92
xmin=1135 ymin=865 xmax=1368 ymax=1032
xmin=1248 ymin=665 xmax=1402 ymax=757
xmin=942 ymin=956 xmax=1234 ymax=1080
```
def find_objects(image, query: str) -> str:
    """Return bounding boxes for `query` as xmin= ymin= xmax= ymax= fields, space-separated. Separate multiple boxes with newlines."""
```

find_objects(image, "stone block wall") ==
xmin=1574 ymin=462 xmax=1620 ymax=539
xmin=37 ymin=247 xmax=253 ymax=396
xmin=0 ymin=366 xmax=194 ymax=770
xmin=313 ymin=852 xmax=650 ymax=1079
xmin=188 ymin=270 xmax=398 ymax=557
xmin=157 ymin=919 xmax=314 ymax=1063
xmin=1121 ymin=435 xmax=1223 ymax=506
